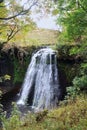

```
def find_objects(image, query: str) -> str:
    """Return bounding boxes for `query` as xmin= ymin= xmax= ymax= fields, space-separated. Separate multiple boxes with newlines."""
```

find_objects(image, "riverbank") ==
xmin=1 ymin=95 xmax=87 ymax=130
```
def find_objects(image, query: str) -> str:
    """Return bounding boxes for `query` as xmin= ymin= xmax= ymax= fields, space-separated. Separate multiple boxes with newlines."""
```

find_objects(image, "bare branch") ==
xmin=6 ymin=18 xmax=20 ymax=42
xmin=6 ymin=28 xmax=20 ymax=42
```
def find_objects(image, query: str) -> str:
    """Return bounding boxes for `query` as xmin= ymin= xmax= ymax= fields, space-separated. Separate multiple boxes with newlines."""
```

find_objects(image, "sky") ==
xmin=23 ymin=0 xmax=62 ymax=31
xmin=18 ymin=0 xmax=62 ymax=31
xmin=31 ymin=12 xmax=61 ymax=31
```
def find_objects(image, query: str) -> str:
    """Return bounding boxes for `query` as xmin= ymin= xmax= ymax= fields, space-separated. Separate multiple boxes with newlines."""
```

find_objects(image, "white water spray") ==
xmin=17 ymin=48 xmax=60 ymax=110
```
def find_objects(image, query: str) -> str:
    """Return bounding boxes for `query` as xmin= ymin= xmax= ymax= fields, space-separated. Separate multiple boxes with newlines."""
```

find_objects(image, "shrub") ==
xmin=66 ymin=63 xmax=87 ymax=99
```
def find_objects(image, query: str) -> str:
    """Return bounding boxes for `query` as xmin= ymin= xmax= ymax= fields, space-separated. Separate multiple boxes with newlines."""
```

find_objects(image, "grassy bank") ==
xmin=1 ymin=95 xmax=87 ymax=130
xmin=3 ymin=28 xmax=59 ymax=49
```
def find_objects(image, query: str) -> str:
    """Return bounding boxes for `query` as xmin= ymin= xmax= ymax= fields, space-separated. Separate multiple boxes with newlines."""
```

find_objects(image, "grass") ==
xmin=1 ymin=95 xmax=87 ymax=130
xmin=4 ymin=28 xmax=59 ymax=48
xmin=2 ymin=28 xmax=59 ymax=51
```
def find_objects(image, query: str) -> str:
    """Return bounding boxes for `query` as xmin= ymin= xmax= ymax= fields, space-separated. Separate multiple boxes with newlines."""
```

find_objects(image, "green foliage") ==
xmin=4 ymin=75 xmax=11 ymax=80
xmin=47 ymin=96 xmax=87 ymax=130
xmin=62 ymin=10 xmax=87 ymax=41
xmin=56 ymin=43 xmax=87 ymax=61
xmin=0 ymin=0 xmax=37 ymax=44
xmin=0 ymin=75 xmax=11 ymax=83
xmin=13 ymin=46 xmax=36 ymax=84
xmin=56 ymin=42 xmax=87 ymax=99
xmin=1 ymin=96 xmax=87 ymax=130
xmin=56 ymin=43 xmax=72 ymax=58
xmin=0 ymin=2 xmax=7 ymax=18
xmin=0 ymin=77 xmax=3 ymax=83
xmin=0 ymin=91 xmax=6 ymax=128
xmin=0 ymin=0 xmax=56 ymax=44
xmin=80 ymin=63 xmax=87 ymax=75
xmin=66 ymin=62 xmax=87 ymax=99
xmin=1 ymin=102 xmax=21 ymax=130
xmin=0 ymin=2 xmax=8 ymax=42
xmin=69 ymin=42 xmax=87 ymax=60
xmin=13 ymin=56 xmax=30 ymax=84
xmin=56 ymin=0 xmax=87 ymax=43
xmin=52 ymin=9 xmax=59 ymax=15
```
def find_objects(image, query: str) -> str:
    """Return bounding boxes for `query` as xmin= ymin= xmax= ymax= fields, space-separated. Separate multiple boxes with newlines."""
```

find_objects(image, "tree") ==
xmin=0 ymin=0 xmax=38 ymax=20
xmin=0 ymin=0 xmax=54 ymax=44
xmin=0 ymin=0 xmax=38 ymax=43
xmin=56 ymin=0 xmax=87 ymax=43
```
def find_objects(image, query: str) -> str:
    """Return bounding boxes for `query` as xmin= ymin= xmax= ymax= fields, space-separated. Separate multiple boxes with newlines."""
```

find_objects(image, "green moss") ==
xmin=13 ymin=55 xmax=30 ymax=84
xmin=13 ymin=46 xmax=37 ymax=84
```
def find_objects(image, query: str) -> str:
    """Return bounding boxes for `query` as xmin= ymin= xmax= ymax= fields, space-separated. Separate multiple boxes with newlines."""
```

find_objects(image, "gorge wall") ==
xmin=0 ymin=45 xmax=80 ymax=98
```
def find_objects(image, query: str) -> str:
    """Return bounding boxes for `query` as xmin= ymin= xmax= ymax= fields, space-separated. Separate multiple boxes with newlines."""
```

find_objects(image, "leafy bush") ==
xmin=1 ymin=102 xmax=21 ymax=130
xmin=80 ymin=63 xmax=87 ymax=75
xmin=57 ymin=0 xmax=87 ymax=45
xmin=0 ymin=75 xmax=11 ymax=83
xmin=56 ymin=43 xmax=86 ymax=61
xmin=69 ymin=42 xmax=87 ymax=60
xmin=56 ymin=43 xmax=73 ymax=59
xmin=1 ymin=96 xmax=87 ymax=130
xmin=56 ymin=42 xmax=87 ymax=99
xmin=66 ymin=63 xmax=87 ymax=99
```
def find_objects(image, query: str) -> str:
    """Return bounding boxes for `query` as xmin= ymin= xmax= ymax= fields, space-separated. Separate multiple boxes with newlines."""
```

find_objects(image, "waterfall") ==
xmin=17 ymin=47 xmax=60 ymax=110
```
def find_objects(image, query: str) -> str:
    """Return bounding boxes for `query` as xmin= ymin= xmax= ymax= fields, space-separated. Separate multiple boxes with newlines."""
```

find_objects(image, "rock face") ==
xmin=0 ymin=45 xmax=37 ymax=94
xmin=0 ymin=45 xmax=80 ymax=99
xmin=0 ymin=50 xmax=14 ymax=94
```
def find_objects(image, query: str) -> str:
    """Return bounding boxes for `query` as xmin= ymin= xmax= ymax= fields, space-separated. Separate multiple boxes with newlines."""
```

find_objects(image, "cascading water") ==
xmin=17 ymin=47 xmax=60 ymax=110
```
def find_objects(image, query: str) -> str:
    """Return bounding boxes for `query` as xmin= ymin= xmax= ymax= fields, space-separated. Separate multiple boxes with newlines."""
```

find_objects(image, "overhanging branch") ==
xmin=0 ymin=1 xmax=37 ymax=20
